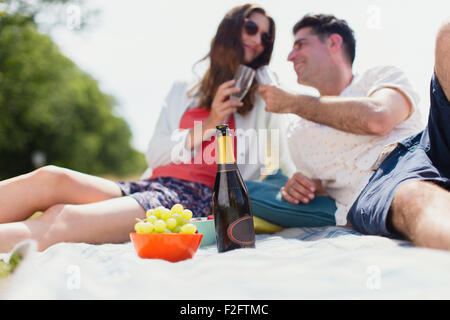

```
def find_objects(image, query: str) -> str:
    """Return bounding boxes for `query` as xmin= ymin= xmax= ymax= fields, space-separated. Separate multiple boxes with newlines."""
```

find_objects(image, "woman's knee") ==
xmin=38 ymin=203 xmax=90 ymax=249
xmin=33 ymin=165 xmax=68 ymax=186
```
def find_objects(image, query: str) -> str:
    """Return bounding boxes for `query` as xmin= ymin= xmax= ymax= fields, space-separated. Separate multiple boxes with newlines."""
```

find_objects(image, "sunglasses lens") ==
xmin=244 ymin=20 xmax=272 ymax=47
xmin=244 ymin=20 xmax=258 ymax=35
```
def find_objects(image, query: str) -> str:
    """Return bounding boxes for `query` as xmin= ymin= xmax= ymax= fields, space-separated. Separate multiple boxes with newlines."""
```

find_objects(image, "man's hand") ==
xmin=258 ymin=85 xmax=297 ymax=114
xmin=281 ymin=172 xmax=327 ymax=204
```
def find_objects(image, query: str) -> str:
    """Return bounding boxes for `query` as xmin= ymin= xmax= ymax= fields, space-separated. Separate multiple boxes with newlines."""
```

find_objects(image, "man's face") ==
xmin=287 ymin=27 xmax=332 ymax=88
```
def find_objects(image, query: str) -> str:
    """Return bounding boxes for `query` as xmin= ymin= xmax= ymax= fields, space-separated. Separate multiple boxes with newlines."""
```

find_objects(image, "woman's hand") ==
xmin=205 ymin=80 xmax=243 ymax=130
xmin=281 ymin=172 xmax=327 ymax=204
xmin=186 ymin=80 xmax=243 ymax=150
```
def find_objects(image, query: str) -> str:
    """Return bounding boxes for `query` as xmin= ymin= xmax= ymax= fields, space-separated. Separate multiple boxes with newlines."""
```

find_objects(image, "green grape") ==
xmin=173 ymin=226 xmax=181 ymax=234
xmin=179 ymin=218 xmax=189 ymax=226
xmin=134 ymin=221 xmax=145 ymax=233
xmin=160 ymin=208 xmax=172 ymax=221
xmin=154 ymin=219 xmax=166 ymax=233
xmin=146 ymin=215 xmax=158 ymax=224
xmin=166 ymin=218 xmax=177 ymax=230
xmin=181 ymin=209 xmax=193 ymax=220
xmin=153 ymin=206 xmax=165 ymax=219
xmin=171 ymin=204 xmax=184 ymax=214
xmin=145 ymin=209 xmax=155 ymax=219
xmin=135 ymin=221 xmax=154 ymax=234
xmin=180 ymin=223 xmax=197 ymax=234
xmin=164 ymin=228 xmax=172 ymax=233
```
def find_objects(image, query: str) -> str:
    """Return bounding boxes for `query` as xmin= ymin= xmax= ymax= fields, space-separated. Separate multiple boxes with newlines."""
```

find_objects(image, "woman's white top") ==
xmin=142 ymin=79 xmax=295 ymax=182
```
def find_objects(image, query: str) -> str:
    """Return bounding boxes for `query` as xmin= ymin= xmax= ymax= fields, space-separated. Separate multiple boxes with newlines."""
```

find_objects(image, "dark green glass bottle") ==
xmin=212 ymin=124 xmax=255 ymax=253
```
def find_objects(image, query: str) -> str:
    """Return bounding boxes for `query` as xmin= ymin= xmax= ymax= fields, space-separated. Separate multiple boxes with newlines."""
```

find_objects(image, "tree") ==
xmin=0 ymin=3 xmax=147 ymax=179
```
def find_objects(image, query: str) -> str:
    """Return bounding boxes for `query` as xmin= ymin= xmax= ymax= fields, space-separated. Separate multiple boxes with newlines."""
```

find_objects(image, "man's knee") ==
xmin=390 ymin=180 xmax=426 ymax=238
xmin=394 ymin=180 xmax=423 ymax=204
xmin=391 ymin=180 xmax=447 ymax=238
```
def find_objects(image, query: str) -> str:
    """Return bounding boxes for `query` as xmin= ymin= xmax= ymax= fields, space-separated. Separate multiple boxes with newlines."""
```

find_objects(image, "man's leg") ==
xmin=389 ymin=21 xmax=450 ymax=250
xmin=0 ymin=165 xmax=123 ymax=223
xmin=390 ymin=180 xmax=450 ymax=250
xmin=0 ymin=196 xmax=145 ymax=253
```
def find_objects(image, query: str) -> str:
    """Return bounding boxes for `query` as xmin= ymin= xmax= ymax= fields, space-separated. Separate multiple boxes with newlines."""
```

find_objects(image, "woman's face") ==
xmin=241 ymin=12 xmax=271 ymax=64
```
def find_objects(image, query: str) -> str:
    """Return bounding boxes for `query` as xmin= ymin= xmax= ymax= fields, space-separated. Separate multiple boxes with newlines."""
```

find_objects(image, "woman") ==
xmin=0 ymin=4 xmax=289 ymax=252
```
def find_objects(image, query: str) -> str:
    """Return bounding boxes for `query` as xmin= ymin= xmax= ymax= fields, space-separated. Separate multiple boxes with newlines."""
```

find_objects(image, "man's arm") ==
xmin=259 ymin=85 xmax=413 ymax=136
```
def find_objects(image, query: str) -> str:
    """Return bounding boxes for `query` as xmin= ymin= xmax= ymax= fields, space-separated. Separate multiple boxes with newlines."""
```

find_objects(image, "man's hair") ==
xmin=293 ymin=14 xmax=356 ymax=65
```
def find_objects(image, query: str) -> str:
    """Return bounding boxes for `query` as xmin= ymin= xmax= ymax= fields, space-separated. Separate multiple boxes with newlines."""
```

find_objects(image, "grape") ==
xmin=154 ymin=220 xmax=166 ymax=233
xmin=146 ymin=215 xmax=158 ymax=224
xmin=171 ymin=213 xmax=181 ymax=220
xmin=135 ymin=221 xmax=154 ymax=234
xmin=179 ymin=218 xmax=189 ymax=226
xmin=153 ymin=206 xmax=165 ymax=219
xmin=171 ymin=213 xmax=182 ymax=225
xmin=133 ymin=204 xmax=198 ymax=234
xmin=180 ymin=223 xmax=197 ymax=234
xmin=166 ymin=218 xmax=177 ymax=230
xmin=171 ymin=204 xmax=184 ymax=214
xmin=160 ymin=208 xmax=172 ymax=221
xmin=181 ymin=209 xmax=193 ymax=220
xmin=145 ymin=209 xmax=155 ymax=219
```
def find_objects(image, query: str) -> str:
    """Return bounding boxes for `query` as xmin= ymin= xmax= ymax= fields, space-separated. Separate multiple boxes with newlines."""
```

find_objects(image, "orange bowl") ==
xmin=129 ymin=233 xmax=203 ymax=263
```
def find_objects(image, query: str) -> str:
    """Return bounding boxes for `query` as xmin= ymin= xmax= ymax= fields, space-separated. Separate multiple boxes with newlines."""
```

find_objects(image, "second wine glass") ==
xmin=230 ymin=65 xmax=256 ymax=101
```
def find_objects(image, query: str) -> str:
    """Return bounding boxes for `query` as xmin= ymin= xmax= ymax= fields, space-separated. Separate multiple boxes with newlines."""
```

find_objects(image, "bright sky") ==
xmin=49 ymin=0 xmax=450 ymax=153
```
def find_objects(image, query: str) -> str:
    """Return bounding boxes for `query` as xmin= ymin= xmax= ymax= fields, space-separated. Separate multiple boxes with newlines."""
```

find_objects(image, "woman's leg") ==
xmin=247 ymin=170 xmax=337 ymax=228
xmin=0 ymin=195 xmax=145 ymax=252
xmin=0 ymin=165 xmax=123 ymax=223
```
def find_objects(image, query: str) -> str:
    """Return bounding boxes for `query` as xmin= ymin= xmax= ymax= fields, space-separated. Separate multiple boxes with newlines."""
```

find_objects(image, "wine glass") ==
xmin=255 ymin=66 xmax=278 ymax=86
xmin=230 ymin=65 xmax=256 ymax=101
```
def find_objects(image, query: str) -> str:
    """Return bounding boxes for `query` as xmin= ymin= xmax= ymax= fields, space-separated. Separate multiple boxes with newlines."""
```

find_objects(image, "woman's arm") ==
xmin=145 ymin=81 xmax=195 ymax=169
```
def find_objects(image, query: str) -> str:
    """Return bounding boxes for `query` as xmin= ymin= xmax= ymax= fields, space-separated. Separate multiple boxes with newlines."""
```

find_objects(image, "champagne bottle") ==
xmin=212 ymin=124 xmax=255 ymax=253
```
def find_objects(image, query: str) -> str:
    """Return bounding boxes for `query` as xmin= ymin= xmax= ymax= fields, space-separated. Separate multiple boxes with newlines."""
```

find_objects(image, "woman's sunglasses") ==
xmin=243 ymin=19 xmax=273 ymax=48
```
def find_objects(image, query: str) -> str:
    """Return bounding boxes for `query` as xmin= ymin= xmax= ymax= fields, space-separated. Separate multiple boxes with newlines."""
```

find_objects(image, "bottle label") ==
xmin=227 ymin=216 xmax=255 ymax=246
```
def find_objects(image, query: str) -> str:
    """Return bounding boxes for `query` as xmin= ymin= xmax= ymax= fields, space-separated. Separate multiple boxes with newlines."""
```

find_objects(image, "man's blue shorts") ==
xmin=347 ymin=73 xmax=450 ymax=239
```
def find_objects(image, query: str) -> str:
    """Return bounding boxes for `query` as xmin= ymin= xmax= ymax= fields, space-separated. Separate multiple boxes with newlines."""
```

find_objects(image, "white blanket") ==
xmin=2 ymin=226 xmax=450 ymax=299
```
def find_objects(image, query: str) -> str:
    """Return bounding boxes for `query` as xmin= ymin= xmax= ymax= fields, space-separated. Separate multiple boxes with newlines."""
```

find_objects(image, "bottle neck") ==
xmin=216 ymin=134 xmax=235 ymax=165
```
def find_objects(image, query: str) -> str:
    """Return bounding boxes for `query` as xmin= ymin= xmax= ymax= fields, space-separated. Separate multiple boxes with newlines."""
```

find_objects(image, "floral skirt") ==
xmin=116 ymin=177 xmax=213 ymax=217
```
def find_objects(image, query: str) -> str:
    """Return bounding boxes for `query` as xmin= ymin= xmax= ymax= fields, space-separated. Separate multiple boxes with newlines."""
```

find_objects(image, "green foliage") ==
xmin=0 ymin=13 xmax=147 ymax=179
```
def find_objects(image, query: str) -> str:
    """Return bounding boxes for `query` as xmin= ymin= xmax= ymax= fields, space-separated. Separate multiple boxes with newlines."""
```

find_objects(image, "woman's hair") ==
xmin=194 ymin=4 xmax=275 ymax=115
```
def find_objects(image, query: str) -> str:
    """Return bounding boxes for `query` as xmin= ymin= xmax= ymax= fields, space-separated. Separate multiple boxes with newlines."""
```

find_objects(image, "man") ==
xmin=251 ymin=14 xmax=425 ymax=232
xmin=346 ymin=20 xmax=450 ymax=250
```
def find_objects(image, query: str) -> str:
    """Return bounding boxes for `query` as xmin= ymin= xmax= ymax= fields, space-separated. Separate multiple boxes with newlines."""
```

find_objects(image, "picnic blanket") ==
xmin=1 ymin=226 xmax=450 ymax=299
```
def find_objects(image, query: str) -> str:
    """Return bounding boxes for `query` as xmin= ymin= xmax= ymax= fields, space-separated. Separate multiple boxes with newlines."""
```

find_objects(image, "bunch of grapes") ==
xmin=134 ymin=204 xmax=197 ymax=235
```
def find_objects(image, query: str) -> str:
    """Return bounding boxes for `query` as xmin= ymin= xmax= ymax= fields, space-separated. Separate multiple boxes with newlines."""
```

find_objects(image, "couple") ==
xmin=0 ymin=4 xmax=449 ymax=252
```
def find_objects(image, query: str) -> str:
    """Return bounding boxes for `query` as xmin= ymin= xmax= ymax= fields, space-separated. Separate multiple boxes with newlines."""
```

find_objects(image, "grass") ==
xmin=0 ymin=250 xmax=21 ymax=279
